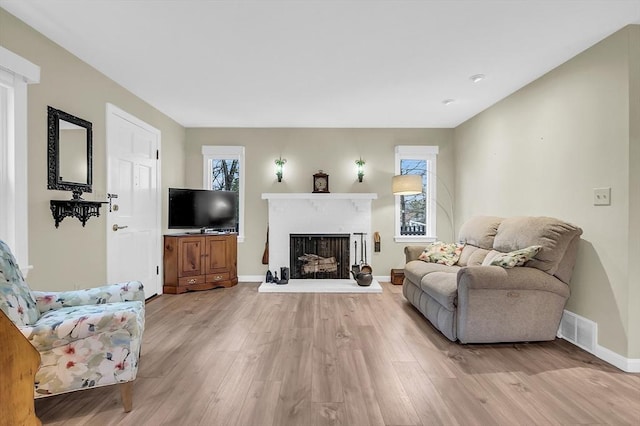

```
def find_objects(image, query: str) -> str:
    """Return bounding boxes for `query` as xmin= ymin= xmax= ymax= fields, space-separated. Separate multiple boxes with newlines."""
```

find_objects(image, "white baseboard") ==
xmin=239 ymin=275 xmax=263 ymax=282
xmin=559 ymin=309 xmax=640 ymax=373
xmin=628 ymin=358 xmax=640 ymax=373
xmin=595 ymin=344 xmax=640 ymax=373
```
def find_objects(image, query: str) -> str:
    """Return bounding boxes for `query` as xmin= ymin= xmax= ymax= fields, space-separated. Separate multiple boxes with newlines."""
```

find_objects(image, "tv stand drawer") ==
xmin=206 ymin=272 xmax=230 ymax=283
xmin=179 ymin=275 xmax=205 ymax=287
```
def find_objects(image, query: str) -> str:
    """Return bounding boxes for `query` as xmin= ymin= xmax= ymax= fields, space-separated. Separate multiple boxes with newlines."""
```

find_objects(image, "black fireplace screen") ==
xmin=290 ymin=234 xmax=350 ymax=279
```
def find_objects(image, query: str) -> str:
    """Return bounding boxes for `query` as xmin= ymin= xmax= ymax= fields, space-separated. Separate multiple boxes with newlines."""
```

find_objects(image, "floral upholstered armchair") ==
xmin=0 ymin=240 xmax=145 ymax=412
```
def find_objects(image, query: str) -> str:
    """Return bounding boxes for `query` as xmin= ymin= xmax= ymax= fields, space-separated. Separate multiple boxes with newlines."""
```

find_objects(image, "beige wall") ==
xmin=0 ymin=9 xmax=186 ymax=291
xmin=185 ymin=128 xmax=455 ymax=279
xmin=454 ymin=26 xmax=640 ymax=359
xmin=626 ymin=26 xmax=640 ymax=359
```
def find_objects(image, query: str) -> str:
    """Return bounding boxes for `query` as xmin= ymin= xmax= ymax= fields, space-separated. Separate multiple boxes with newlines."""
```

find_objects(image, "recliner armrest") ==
xmin=456 ymin=265 xmax=570 ymax=343
xmin=32 ymin=281 xmax=145 ymax=313
xmin=457 ymin=266 xmax=569 ymax=298
xmin=404 ymin=246 xmax=427 ymax=263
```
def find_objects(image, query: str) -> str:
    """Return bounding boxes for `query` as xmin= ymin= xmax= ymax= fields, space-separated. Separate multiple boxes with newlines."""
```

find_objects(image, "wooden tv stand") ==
xmin=163 ymin=233 xmax=238 ymax=294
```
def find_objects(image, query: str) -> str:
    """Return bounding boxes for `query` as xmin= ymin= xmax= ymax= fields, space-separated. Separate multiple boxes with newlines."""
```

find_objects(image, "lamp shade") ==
xmin=392 ymin=174 xmax=422 ymax=195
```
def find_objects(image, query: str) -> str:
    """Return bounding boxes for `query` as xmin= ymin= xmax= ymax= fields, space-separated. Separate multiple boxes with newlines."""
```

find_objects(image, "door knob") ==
xmin=112 ymin=224 xmax=129 ymax=232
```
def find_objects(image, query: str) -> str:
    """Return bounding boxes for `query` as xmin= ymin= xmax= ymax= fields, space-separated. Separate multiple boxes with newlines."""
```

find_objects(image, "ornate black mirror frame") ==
xmin=47 ymin=106 xmax=93 ymax=199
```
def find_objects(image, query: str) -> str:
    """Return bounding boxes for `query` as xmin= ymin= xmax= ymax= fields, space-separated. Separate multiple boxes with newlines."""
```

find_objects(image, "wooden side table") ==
xmin=391 ymin=268 xmax=405 ymax=285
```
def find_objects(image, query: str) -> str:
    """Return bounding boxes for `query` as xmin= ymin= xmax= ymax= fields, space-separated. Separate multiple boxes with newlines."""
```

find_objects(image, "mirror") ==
xmin=47 ymin=106 xmax=93 ymax=199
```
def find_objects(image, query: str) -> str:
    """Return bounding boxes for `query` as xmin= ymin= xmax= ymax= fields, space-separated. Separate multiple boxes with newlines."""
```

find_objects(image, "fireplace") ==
xmin=261 ymin=193 xmax=377 ymax=280
xmin=290 ymin=234 xmax=350 ymax=279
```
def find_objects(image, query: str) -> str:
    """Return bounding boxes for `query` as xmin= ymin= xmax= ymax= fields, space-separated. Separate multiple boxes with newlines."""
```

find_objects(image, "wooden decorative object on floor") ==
xmin=0 ymin=310 xmax=41 ymax=426
xmin=391 ymin=268 xmax=405 ymax=285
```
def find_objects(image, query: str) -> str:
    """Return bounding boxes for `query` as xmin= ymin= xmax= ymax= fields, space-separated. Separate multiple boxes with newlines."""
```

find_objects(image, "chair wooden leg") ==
xmin=1 ymin=310 xmax=42 ymax=425
xmin=120 ymin=381 xmax=133 ymax=412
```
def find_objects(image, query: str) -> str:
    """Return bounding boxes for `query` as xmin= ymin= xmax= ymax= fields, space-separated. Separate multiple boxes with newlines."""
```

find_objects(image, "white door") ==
xmin=106 ymin=104 xmax=161 ymax=299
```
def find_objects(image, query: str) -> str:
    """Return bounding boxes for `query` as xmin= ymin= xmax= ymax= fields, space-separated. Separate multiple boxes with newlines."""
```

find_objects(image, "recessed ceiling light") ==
xmin=442 ymin=99 xmax=455 ymax=106
xmin=470 ymin=74 xmax=485 ymax=83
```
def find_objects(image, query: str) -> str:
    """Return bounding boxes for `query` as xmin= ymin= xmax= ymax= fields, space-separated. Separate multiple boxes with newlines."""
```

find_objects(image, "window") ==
xmin=0 ymin=47 xmax=40 ymax=275
xmin=202 ymin=145 xmax=245 ymax=242
xmin=394 ymin=145 xmax=439 ymax=243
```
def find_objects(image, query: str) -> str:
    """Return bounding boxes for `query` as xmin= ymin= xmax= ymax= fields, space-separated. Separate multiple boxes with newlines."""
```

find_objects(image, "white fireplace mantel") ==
xmin=262 ymin=193 xmax=377 ymax=274
xmin=262 ymin=193 xmax=377 ymax=200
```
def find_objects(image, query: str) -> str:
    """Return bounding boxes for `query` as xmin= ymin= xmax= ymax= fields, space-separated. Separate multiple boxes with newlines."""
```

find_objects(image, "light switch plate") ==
xmin=594 ymin=187 xmax=611 ymax=206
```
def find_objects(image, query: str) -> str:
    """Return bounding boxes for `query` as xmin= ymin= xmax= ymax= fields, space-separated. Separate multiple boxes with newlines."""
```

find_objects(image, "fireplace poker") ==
xmin=364 ymin=239 xmax=367 ymax=264
xmin=360 ymin=233 xmax=372 ymax=274
xmin=354 ymin=239 xmax=357 ymax=264
xmin=352 ymin=240 xmax=360 ymax=274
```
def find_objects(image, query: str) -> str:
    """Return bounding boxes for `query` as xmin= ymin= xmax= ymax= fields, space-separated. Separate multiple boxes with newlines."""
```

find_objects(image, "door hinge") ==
xmin=156 ymin=150 xmax=159 ymax=160
xmin=156 ymin=265 xmax=159 ymax=275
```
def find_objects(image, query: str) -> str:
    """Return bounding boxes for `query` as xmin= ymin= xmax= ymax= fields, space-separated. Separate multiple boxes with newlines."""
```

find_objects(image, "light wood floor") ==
xmin=35 ymin=282 xmax=640 ymax=425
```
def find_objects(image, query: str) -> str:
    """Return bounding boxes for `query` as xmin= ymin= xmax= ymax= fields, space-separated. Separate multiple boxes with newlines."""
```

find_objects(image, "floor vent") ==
xmin=557 ymin=310 xmax=597 ymax=353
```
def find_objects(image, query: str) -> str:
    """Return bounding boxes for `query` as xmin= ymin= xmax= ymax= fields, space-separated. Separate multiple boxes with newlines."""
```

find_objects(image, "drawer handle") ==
xmin=187 ymin=278 xmax=196 ymax=284
xmin=214 ymin=275 xmax=222 ymax=280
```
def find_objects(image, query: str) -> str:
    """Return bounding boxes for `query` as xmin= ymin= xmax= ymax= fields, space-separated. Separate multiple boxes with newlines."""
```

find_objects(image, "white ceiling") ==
xmin=2 ymin=1 xmax=640 ymax=128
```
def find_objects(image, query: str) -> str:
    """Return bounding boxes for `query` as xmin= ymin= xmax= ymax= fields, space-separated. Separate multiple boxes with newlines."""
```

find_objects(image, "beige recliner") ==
xmin=402 ymin=216 xmax=582 ymax=343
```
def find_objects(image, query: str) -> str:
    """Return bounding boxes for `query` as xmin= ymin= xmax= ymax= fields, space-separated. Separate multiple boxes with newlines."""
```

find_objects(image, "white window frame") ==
xmin=202 ymin=145 xmax=245 ymax=243
xmin=394 ymin=145 xmax=439 ymax=243
xmin=0 ymin=46 xmax=40 ymax=276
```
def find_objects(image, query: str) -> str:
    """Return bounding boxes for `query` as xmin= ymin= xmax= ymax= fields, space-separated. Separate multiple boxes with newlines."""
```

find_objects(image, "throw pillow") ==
xmin=481 ymin=250 xmax=501 ymax=266
xmin=488 ymin=245 xmax=542 ymax=269
xmin=418 ymin=242 xmax=464 ymax=266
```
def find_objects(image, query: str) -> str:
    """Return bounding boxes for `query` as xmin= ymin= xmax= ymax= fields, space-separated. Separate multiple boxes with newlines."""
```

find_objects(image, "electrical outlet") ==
xmin=594 ymin=187 xmax=611 ymax=206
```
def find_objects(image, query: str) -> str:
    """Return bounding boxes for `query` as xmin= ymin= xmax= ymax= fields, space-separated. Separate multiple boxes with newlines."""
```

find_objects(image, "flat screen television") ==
xmin=168 ymin=188 xmax=238 ymax=231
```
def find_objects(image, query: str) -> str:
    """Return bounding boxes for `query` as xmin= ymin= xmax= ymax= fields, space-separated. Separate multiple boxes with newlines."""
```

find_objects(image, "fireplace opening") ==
xmin=290 ymin=234 xmax=350 ymax=279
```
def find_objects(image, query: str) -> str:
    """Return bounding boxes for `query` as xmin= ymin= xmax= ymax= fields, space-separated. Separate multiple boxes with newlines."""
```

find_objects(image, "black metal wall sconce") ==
xmin=275 ymin=157 xmax=286 ymax=182
xmin=356 ymin=158 xmax=365 ymax=182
